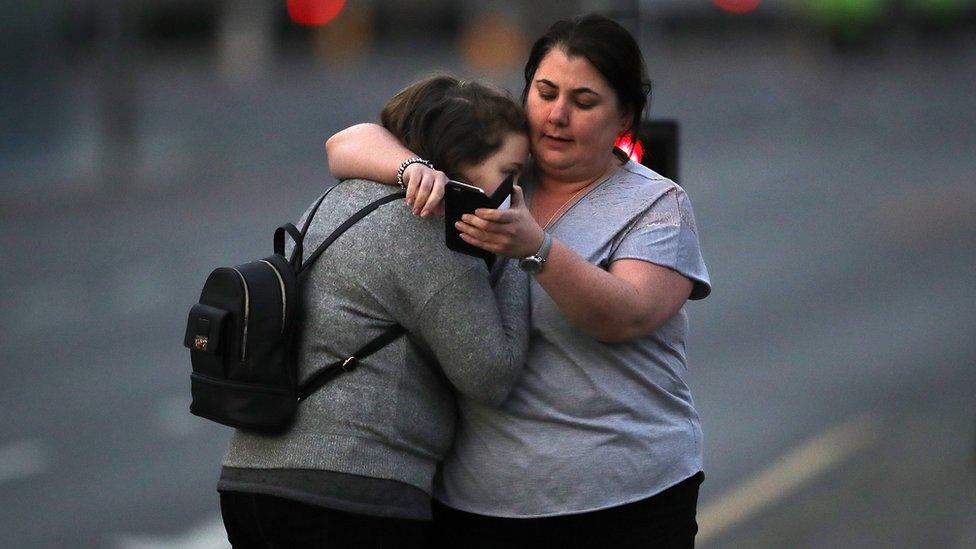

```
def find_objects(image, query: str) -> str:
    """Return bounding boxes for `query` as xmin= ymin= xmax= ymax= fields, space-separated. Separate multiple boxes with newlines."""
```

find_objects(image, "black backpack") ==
xmin=183 ymin=187 xmax=406 ymax=433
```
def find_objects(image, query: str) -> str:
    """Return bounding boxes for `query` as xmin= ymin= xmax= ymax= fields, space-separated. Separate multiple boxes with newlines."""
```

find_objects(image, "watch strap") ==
xmin=536 ymin=231 xmax=553 ymax=262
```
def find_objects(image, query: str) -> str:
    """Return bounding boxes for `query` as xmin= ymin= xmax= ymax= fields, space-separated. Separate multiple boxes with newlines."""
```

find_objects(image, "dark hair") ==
xmin=381 ymin=75 xmax=527 ymax=181
xmin=522 ymin=13 xmax=651 ymax=143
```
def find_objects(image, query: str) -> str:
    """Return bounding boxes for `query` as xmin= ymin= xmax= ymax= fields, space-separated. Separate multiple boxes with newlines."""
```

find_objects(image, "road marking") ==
xmin=114 ymin=516 xmax=228 ymax=549
xmin=697 ymin=412 xmax=880 ymax=545
xmin=0 ymin=439 xmax=52 ymax=487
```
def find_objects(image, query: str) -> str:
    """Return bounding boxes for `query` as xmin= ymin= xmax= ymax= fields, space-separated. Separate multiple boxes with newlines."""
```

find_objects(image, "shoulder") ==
xmin=586 ymin=161 xmax=692 ymax=219
xmin=327 ymin=178 xmax=402 ymax=204
xmin=334 ymin=180 xmax=484 ymax=274
xmin=615 ymin=161 xmax=685 ymax=201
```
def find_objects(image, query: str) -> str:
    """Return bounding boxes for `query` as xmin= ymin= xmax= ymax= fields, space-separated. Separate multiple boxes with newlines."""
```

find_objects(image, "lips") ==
xmin=543 ymin=133 xmax=573 ymax=143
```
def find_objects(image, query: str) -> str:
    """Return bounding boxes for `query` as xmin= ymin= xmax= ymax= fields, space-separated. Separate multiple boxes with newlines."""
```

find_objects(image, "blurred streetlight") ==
xmin=712 ymin=0 xmax=762 ymax=14
xmin=287 ymin=0 xmax=347 ymax=27
xmin=617 ymin=120 xmax=680 ymax=182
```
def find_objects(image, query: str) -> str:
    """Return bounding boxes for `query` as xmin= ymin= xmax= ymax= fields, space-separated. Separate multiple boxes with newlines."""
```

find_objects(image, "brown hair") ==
xmin=522 ymin=14 xmax=651 ymax=144
xmin=381 ymin=75 xmax=527 ymax=180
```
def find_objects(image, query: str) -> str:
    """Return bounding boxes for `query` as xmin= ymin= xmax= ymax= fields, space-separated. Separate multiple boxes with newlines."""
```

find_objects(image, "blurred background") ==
xmin=1 ymin=0 xmax=975 ymax=547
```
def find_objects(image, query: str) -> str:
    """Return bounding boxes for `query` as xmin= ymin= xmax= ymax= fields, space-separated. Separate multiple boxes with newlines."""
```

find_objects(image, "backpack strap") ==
xmin=297 ymin=324 xmax=406 ymax=402
xmin=274 ymin=184 xmax=340 ymax=271
xmin=299 ymin=185 xmax=336 ymax=237
xmin=297 ymin=190 xmax=406 ymax=275
xmin=294 ymin=188 xmax=408 ymax=402
xmin=274 ymin=223 xmax=304 ymax=270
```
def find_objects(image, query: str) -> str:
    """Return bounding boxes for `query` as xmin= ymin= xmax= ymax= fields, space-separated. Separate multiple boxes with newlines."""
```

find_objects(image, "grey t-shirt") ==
xmin=434 ymin=160 xmax=711 ymax=517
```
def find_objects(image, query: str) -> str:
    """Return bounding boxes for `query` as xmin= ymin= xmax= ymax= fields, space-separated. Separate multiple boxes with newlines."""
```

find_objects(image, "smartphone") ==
xmin=444 ymin=174 xmax=515 ymax=259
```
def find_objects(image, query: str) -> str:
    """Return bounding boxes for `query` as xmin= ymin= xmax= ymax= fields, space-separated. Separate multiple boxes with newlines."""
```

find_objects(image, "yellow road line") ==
xmin=698 ymin=412 xmax=881 ymax=545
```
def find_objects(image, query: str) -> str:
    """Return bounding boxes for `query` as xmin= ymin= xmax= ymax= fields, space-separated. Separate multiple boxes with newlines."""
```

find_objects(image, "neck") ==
xmin=537 ymin=154 xmax=623 ymax=196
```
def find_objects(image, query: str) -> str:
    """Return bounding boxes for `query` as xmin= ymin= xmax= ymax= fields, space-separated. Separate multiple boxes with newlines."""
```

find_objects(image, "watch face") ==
xmin=519 ymin=256 xmax=543 ymax=273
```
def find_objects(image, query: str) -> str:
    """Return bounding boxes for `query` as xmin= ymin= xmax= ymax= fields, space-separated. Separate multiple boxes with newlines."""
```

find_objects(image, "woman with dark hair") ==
xmin=217 ymin=75 xmax=531 ymax=547
xmin=327 ymin=14 xmax=712 ymax=547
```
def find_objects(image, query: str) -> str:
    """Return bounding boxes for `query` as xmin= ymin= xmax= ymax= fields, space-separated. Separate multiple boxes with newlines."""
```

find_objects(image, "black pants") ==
xmin=219 ymin=491 xmax=431 ymax=548
xmin=433 ymin=471 xmax=704 ymax=549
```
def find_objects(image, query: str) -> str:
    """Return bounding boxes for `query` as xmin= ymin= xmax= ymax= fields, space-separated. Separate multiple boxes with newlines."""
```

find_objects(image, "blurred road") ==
xmin=1 ymin=30 xmax=974 ymax=548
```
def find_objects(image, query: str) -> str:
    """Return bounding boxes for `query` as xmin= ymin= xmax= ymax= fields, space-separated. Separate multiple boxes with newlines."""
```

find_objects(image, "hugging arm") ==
xmin=326 ymin=123 xmax=449 ymax=217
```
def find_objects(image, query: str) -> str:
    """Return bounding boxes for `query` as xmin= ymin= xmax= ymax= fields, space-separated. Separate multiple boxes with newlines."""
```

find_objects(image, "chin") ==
xmin=536 ymin=151 xmax=576 ymax=171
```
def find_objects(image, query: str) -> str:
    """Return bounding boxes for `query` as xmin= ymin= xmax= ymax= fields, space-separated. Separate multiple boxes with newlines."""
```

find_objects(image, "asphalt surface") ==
xmin=1 ymin=30 xmax=974 ymax=548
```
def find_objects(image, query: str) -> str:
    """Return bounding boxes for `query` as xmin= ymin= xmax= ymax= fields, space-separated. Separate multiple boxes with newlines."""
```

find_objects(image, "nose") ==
xmin=547 ymin=98 xmax=569 ymax=127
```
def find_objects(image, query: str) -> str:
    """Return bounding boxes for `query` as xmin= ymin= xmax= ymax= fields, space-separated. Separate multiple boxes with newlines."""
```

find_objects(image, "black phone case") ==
xmin=444 ymin=175 xmax=515 ymax=259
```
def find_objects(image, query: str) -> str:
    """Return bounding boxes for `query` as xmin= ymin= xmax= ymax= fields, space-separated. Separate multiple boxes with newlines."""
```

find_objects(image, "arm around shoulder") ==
xmin=325 ymin=123 xmax=410 ymax=183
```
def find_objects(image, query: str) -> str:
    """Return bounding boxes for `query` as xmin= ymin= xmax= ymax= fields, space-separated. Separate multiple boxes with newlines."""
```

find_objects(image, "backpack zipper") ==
xmin=231 ymin=267 xmax=249 ymax=362
xmin=259 ymin=259 xmax=287 ymax=333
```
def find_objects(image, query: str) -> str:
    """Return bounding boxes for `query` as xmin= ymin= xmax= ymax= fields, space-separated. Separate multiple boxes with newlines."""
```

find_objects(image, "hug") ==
xmin=215 ymin=13 xmax=711 ymax=548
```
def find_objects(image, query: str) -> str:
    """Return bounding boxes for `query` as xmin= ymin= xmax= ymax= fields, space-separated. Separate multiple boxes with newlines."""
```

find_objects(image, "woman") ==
xmin=217 ymin=75 xmax=531 ymax=547
xmin=325 ymin=13 xmax=712 ymax=547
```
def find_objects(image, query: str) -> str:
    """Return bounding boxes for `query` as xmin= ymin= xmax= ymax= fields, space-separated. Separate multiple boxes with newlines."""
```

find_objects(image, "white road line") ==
xmin=697 ymin=412 xmax=881 ymax=545
xmin=0 ymin=439 xmax=52 ymax=487
xmin=114 ymin=516 xmax=228 ymax=549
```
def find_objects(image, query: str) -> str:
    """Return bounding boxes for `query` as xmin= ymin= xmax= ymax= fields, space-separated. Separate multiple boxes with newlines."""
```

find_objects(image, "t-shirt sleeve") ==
xmin=611 ymin=186 xmax=712 ymax=300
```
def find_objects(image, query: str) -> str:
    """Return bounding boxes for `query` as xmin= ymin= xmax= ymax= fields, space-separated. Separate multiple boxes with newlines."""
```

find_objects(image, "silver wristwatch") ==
xmin=519 ymin=231 xmax=553 ymax=274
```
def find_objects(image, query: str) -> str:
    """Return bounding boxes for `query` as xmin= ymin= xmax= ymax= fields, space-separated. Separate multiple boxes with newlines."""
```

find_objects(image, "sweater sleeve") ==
xmin=409 ymin=258 xmax=530 ymax=406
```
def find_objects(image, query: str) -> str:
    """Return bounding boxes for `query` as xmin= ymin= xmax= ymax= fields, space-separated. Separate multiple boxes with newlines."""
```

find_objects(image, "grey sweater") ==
xmin=220 ymin=180 xmax=530 ymax=509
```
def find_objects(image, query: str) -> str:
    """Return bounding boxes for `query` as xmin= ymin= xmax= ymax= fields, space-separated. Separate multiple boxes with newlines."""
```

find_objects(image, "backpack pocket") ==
xmin=184 ymin=303 xmax=229 ymax=355
xmin=189 ymin=372 xmax=296 ymax=433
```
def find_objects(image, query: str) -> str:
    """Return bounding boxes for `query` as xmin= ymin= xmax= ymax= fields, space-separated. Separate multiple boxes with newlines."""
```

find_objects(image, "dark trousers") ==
xmin=219 ymin=491 xmax=431 ymax=548
xmin=432 ymin=471 xmax=704 ymax=549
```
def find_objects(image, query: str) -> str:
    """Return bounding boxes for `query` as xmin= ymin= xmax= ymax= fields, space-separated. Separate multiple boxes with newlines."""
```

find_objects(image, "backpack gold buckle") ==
xmin=193 ymin=336 xmax=209 ymax=351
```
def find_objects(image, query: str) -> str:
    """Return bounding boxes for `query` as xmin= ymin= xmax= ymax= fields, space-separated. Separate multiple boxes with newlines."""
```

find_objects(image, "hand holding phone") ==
xmin=444 ymin=174 xmax=515 ymax=259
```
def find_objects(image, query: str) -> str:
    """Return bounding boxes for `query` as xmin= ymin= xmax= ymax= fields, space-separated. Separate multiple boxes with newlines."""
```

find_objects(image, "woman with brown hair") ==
xmin=326 ymin=13 xmax=712 ymax=547
xmin=217 ymin=75 xmax=531 ymax=547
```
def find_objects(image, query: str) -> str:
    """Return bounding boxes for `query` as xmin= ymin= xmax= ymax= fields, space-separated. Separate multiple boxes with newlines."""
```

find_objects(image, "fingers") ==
xmin=471 ymin=208 xmax=515 ymax=222
xmin=510 ymin=185 xmax=525 ymax=209
xmin=420 ymin=174 xmax=446 ymax=218
xmin=455 ymin=219 xmax=503 ymax=254
xmin=404 ymin=165 xmax=447 ymax=217
xmin=457 ymin=205 xmax=543 ymax=258
xmin=455 ymin=218 xmax=521 ymax=257
xmin=412 ymin=176 xmax=435 ymax=215
xmin=403 ymin=165 xmax=430 ymax=207
xmin=459 ymin=232 xmax=502 ymax=254
xmin=456 ymin=218 xmax=500 ymax=241
xmin=460 ymin=212 xmax=510 ymax=231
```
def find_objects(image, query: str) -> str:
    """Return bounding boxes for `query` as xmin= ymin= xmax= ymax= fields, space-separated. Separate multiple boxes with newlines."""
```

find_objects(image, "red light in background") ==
xmin=615 ymin=133 xmax=645 ymax=164
xmin=712 ymin=0 xmax=761 ymax=14
xmin=288 ymin=0 xmax=346 ymax=27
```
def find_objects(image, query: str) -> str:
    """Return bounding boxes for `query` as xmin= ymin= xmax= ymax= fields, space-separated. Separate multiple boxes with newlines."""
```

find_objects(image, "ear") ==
xmin=617 ymin=107 xmax=633 ymax=134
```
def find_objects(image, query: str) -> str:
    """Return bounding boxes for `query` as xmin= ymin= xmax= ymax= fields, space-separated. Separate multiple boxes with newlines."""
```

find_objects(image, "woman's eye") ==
xmin=576 ymin=102 xmax=595 ymax=110
xmin=538 ymin=92 xmax=556 ymax=101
